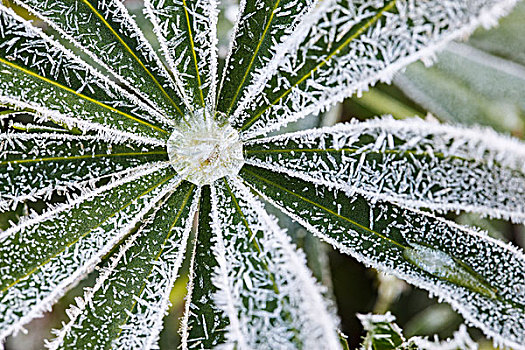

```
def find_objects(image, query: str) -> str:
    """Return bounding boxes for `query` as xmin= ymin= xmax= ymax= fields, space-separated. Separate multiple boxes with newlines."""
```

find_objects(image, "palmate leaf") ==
xmin=231 ymin=0 xmax=519 ymax=140
xmin=11 ymin=0 xmax=187 ymax=118
xmin=216 ymin=0 xmax=316 ymax=116
xmin=0 ymin=132 xmax=166 ymax=211
xmin=241 ymin=165 xmax=525 ymax=348
xmin=0 ymin=163 xmax=176 ymax=342
xmin=244 ymin=117 xmax=525 ymax=223
xmin=48 ymin=181 xmax=199 ymax=350
xmin=182 ymin=179 xmax=340 ymax=349
xmin=145 ymin=0 xmax=219 ymax=108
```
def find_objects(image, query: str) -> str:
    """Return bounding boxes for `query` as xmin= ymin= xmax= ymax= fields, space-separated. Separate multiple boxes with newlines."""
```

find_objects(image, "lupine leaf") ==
xmin=145 ymin=0 xmax=219 ymax=108
xmin=216 ymin=0 xmax=316 ymax=116
xmin=232 ymin=0 xmax=519 ymax=139
xmin=0 ymin=0 xmax=523 ymax=348
xmin=0 ymin=164 xmax=176 ymax=341
xmin=12 ymin=0 xmax=187 ymax=118
xmin=0 ymin=132 xmax=167 ymax=211
xmin=50 ymin=181 xmax=198 ymax=350
xmin=182 ymin=178 xmax=341 ymax=349
xmin=244 ymin=117 xmax=525 ymax=223
xmin=241 ymin=165 xmax=525 ymax=348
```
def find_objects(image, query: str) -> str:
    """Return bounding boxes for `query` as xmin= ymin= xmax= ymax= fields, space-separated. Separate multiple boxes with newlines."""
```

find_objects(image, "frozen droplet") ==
xmin=167 ymin=109 xmax=244 ymax=185
xmin=403 ymin=243 xmax=497 ymax=299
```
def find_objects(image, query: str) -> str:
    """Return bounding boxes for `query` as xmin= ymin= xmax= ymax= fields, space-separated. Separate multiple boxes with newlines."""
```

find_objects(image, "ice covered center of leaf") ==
xmin=167 ymin=109 xmax=244 ymax=185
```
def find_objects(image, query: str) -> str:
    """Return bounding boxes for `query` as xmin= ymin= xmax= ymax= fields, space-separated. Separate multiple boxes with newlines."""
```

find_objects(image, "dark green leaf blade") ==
xmin=145 ymin=0 xmax=218 ymax=109
xmin=241 ymin=165 xmax=525 ymax=348
xmin=0 ymin=164 xmax=177 ymax=342
xmin=181 ymin=185 xmax=228 ymax=349
xmin=216 ymin=0 xmax=315 ymax=116
xmin=0 ymin=132 xmax=167 ymax=211
xmin=12 ymin=0 xmax=187 ymax=118
xmin=182 ymin=178 xmax=341 ymax=349
xmin=51 ymin=181 xmax=199 ymax=350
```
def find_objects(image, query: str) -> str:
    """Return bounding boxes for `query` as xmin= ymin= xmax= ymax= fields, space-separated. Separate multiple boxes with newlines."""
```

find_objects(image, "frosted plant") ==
xmin=0 ymin=0 xmax=524 ymax=349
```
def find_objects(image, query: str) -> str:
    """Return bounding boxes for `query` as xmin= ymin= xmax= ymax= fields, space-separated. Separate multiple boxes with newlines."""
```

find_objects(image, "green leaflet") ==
xmin=0 ymin=134 xmax=167 ymax=209
xmin=58 ymin=181 xmax=197 ymax=349
xmin=183 ymin=178 xmax=341 ymax=349
xmin=235 ymin=0 xmax=395 ymax=131
xmin=0 ymin=60 xmax=167 ymax=141
xmin=12 ymin=0 xmax=186 ymax=118
xmin=183 ymin=185 xmax=228 ymax=349
xmin=0 ymin=166 xmax=176 ymax=338
xmin=216 ymin=0 xmax=315 ymax=116
xmin=241 ymin=165 xmax=525 ymax=345
xmin=0 ymin=6 xmax=172 ymax=131
xmin=145 ymin=0 xmax=217 ymax=109
xmin=243 ymin=119 xmax=525 ymax=223
xmin=0 ymin=167 xmax=174 ymax=292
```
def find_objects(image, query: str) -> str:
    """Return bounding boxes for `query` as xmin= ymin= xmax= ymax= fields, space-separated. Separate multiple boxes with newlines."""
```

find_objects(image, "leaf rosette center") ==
xmin=167 ymin=109 xmax=244 ymax=185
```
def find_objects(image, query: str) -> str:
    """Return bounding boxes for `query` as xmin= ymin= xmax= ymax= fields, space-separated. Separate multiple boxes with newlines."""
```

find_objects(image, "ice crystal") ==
xmin=167 ymin=110 xmax=244 ymax=186
xmin=0 ymin=0 xmax=524 ymax=349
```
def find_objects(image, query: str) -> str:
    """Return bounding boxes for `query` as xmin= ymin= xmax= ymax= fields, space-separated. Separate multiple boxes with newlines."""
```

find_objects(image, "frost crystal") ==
xmin=167 ymin=110 xmax=244 ymax=185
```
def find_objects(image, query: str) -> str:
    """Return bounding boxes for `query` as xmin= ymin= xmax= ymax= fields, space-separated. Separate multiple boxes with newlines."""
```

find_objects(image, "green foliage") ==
xmin=0 ymin=0 xmax=524 ymax=349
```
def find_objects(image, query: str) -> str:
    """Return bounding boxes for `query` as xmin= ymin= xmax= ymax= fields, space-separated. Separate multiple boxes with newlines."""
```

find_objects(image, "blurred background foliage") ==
xmin=1 ymin=0 xmax=525 ymax=348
